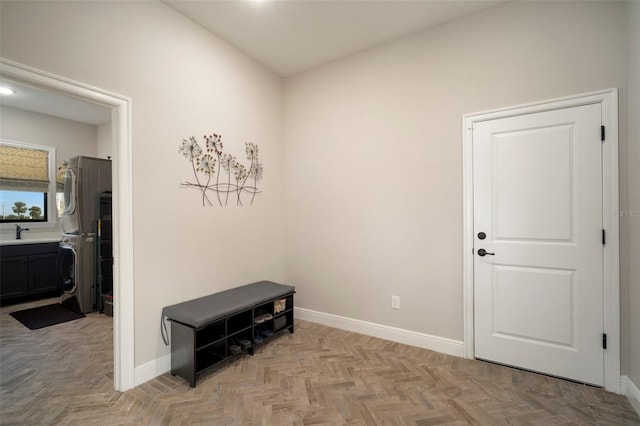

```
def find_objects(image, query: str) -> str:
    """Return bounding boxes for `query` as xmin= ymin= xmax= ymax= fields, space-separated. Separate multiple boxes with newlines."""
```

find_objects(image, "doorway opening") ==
xmin=0 ymin=58 xmax=135 ymax=391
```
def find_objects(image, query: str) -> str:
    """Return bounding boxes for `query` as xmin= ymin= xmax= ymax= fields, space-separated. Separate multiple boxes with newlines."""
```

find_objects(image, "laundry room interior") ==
xmin=0 ymin=93 xmax=114 ymax=313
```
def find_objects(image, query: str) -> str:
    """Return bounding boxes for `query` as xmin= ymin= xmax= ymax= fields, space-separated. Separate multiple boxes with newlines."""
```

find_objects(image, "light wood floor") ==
xmin=1 ymin=298 xmax=638 ymax=425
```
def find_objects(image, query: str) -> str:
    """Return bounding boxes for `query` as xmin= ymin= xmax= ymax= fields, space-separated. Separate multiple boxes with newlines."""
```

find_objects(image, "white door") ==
xmin=473 ymin=103 xmax=604 ymax=386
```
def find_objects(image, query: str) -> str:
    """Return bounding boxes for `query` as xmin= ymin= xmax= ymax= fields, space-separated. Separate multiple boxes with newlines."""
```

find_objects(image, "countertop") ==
xmin=0 ymin=237 xmax=61 ymax=246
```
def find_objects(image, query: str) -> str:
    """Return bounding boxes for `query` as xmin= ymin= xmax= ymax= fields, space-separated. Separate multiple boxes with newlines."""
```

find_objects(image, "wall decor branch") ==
xmin=179 ymin=134 xmax=263 ymax=207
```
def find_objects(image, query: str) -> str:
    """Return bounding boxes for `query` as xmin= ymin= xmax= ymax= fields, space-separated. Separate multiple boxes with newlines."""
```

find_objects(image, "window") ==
xmin=0 ymin=141 xmax=56 ymax=224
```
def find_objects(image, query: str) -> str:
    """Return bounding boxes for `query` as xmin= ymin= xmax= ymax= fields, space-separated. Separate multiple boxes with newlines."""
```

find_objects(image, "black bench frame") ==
xmin=162 ymin=281 xmax=295 ymax=387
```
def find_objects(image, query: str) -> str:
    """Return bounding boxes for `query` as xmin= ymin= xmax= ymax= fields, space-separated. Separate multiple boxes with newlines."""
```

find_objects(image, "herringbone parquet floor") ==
xmin=1 ymin=298 xmax=638 ymax=425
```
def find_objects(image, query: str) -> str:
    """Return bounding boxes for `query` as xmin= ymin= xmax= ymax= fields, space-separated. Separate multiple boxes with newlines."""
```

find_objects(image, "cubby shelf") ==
xmin=168 ymin=290 xmax=295 ymax=387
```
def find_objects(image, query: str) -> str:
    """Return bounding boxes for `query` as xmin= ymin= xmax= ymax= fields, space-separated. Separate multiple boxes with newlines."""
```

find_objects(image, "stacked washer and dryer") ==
xmin=57 ymin=156 xmax=112 ymax=314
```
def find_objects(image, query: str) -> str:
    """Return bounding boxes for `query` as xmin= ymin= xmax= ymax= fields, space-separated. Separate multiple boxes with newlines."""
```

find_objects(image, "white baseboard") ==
xmin=295 ymin=307 xmax=464 ymax=357
xmin=134 ymin=353 xmax=171 ymax=387
xmin=622 ymin=375 xmax=640 ymax=417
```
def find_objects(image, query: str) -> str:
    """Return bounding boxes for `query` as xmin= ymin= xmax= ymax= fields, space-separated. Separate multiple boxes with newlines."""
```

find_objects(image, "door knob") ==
xmin=477 ymin=248 xmax=495 ymax=256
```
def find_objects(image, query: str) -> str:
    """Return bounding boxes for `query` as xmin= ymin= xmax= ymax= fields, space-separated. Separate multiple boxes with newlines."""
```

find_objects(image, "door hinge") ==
xmin=601 ymin=125 xmax=605 ymax=142
xmin=602 ymin=229 xmax=606 ymax=245
xmin=603 ymin=333 xmax=607 ymax=350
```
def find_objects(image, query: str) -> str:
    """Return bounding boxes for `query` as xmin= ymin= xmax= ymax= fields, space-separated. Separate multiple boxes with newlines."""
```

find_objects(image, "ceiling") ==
xmin=164 ymin=0 xmax=505 ymax=77
xmin=0 ymin=1 xmax=504 ymax=124
xmin=0 ymin=78 xmax=111 ymax=126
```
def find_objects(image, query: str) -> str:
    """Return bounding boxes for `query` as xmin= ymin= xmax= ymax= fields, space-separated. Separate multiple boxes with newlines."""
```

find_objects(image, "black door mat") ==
xmin=10 ymin=303 xmax=85 ymax=330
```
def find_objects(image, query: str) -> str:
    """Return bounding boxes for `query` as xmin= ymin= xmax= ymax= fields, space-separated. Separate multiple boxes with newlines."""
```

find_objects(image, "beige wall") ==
xmin=0 ymin=105 xmax=98 ymax=239
xmin=0 ymin=106 xmax=98 ymax=163
xmin=625 ymin=0 xmax=640 ymax=387
xmin=0 ymin=1 xmax=285 ymax=366
xmin=283 ymin=1 xmax=628 ymax=346
xmin=96 ymin=121 xmax=112 ymax=160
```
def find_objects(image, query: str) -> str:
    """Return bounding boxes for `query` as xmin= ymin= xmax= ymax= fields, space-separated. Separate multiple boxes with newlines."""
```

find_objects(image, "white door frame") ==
xmin=462 ymin=89 xmax=620 ymax=393
xmin=0 ymin=58 xmax=135 ymax=392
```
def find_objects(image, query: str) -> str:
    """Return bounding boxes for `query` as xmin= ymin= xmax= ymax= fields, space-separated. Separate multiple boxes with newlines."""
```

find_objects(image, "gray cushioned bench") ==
xmin=162 ymin=280 xmax=295 ymax=387
xmin=162 ymin=281 xmax=294 ymax=328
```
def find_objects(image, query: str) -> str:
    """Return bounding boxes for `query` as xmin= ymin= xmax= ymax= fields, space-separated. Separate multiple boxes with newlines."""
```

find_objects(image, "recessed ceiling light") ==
xmin=0 ymin=87 xmax=16 ymax=95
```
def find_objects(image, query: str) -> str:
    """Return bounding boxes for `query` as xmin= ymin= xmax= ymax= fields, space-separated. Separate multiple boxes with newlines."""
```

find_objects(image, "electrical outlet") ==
xmin=391 ymin=295 xmax=400 ymax=309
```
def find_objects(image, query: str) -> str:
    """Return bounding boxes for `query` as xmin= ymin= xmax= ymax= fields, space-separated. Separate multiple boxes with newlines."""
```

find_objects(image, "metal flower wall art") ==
xmin=179 ymin=133 xmax=263 ymax=207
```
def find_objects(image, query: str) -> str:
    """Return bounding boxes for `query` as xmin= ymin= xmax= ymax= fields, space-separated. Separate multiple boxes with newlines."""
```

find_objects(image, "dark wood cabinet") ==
xmin=0 ymin=256 xmax=29 ymax=300
xmin=29 ymin=252 xmax=59 ymax=294
xmin=0 ymin=242 xmax=59 ymax=303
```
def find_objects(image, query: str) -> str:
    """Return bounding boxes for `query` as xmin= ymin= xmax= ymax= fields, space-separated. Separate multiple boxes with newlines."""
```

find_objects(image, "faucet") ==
xmin=15 ymin=224 xmax=29 ymax=239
